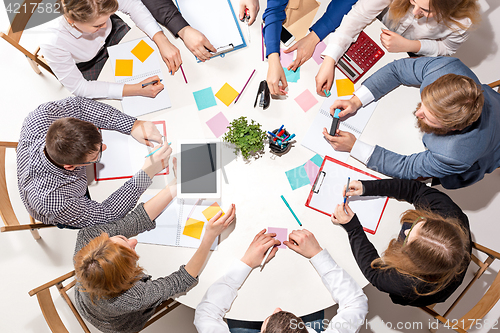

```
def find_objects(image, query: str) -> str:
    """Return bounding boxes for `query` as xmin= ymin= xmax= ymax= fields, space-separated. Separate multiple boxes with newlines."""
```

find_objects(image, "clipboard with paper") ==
xmin=305 ymin=156 xmax=389 ymax=234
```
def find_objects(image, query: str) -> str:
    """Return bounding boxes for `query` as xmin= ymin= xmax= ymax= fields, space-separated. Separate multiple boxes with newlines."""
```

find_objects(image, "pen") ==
xmin=283 ymin=133 xmax=295 ymax=143
xmin=180 ymin=65 xmax=188 ymax=84
xmin=144 ymin=142 xmax=172 ymax=158
xmin=344 ymin=177 xmax=350 ymax=205
xmin=281 ymin=195 xmax=302 ymax=226
xmin=234 ymin=69 xmax=255 ymax=104
xmin=142 ymin=79 xmax=162 ymax=88
xmin=260 ymin=245 xmax=273 ymax=272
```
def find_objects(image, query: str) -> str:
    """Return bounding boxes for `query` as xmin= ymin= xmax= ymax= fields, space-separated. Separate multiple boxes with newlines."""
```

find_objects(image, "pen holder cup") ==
xmin=269 ymin=129 xmax=292 ymax=155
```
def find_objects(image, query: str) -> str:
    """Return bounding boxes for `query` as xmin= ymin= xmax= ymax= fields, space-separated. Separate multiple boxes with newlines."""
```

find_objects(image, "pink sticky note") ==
xmin=294 ymin=89 xmax=318 ymax=112
xmin=267 ymin=227 xmax=287 ymax=249
xmin=304 ymin=160 xmax=320 ymax=184
xmin=280 ymin=49 xmax=295 ymax=68
xmin=312 ymin=41 xmax=327 ymax=65
xmin=206 ymin=112 xmax=230 ymax=138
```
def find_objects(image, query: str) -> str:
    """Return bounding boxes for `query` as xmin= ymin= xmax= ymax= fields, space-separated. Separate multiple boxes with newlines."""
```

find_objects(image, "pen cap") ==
xmin=269 ymin=128 xmax=292 ymax=155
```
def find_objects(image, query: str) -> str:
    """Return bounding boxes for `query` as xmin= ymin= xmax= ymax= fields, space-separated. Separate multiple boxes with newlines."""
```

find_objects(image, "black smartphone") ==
xmin=280 ymin=26 xmax=295 ymax=47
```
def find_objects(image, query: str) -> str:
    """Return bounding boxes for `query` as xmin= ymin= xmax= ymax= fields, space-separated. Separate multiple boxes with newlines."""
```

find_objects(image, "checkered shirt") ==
xmin=17 ymin=97 xmax=152 ymax=228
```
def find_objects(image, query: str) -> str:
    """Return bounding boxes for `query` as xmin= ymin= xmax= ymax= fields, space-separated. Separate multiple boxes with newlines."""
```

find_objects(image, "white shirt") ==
xmin=40 ymin=0 xmax=161 ymax=100
xmin=322 ymin=0 xmax=472 ymax=63
xmin=194 ymin=250 xmax=368 ymax=333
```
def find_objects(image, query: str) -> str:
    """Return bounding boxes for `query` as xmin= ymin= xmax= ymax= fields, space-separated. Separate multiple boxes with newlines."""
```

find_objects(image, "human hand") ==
xmin=315 ymin=56 xmax=336 ymax=96
xmin=330 ymin=96 xmax=362 ymax=118
xmin=342 ymin=180 xmax=363 ymax=197
xmin=153 ymin=32 xmax=182 ymax=74
xmin=284 ymin=229 xmax=322 ymax=259
xmin=322 ymin=129 xmax=356 ymax=152
xmin=178 ymin=26 xmax=216 ymax=62
xmin=380 ymin=29 xmax=419 ymax=53
xmin=204 ymin=204 xmax=236 ymax=240
xmin=239 ymin=0 xmax=260 ymax=25
xmin=241 ymin=229 xmax=280 ymax=269
xmin=131 ymin=119 xmax=164 ymax=147
xmin=267 ymin=53 xmax=288 ymax=96
xmin=141 ymin=143 xmax=172 ymax=179
xmin=285 ymin=32 xmax=320 ymax=72
xmin=133 ymin=76 xmax=164 ymax=98
xmin=167 ymin=157 xmax=178 ymax=197
xmin=331 ymin=202 xmax=355 ymax=225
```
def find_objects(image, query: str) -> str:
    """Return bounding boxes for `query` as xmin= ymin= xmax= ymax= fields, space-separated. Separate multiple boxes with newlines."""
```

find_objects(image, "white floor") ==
xmin=1 ymin=0 xmax=500 ymax=332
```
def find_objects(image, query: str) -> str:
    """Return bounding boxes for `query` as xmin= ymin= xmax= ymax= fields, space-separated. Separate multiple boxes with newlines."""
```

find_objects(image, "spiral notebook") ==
xmin=137 ymin=197 xmax=222 ymax=250
xmin=301 ymin=94 xmax=378 ymax=162
xmin=108 ymin=37 xmax=172 ymax=117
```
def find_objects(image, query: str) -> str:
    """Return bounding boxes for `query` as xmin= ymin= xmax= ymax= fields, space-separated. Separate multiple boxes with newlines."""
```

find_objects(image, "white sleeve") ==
xmin=118 ymin=0 xmax=162 ymax=39
xmin=350 ymin=140 xmax=375 ymax=165
xmin=310 ymin=250 xmax=368 ymax=333
xmin=417 ymin=19 xmax=471 ymax=56
xmin=354 ymin=85 xmax=375 ymax=107
xmin=322 ymin=0 xmax=391 ymax=63
xmin=194 ymin=260 xmax=253 ymax=333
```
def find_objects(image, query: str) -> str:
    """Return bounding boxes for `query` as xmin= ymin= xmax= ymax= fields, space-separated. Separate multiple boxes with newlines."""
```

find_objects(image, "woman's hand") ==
xmin=315 ymin=56 xmax=336 ymax=96
xmin=267 ymin=53 xmax=288 ymax=96
xmin=331 ymin=202 xmax=355 ymax=225
xmin=239 ymin=0 xmax=260 ymax=25
xmin=343 ymin=180 xmax=363 ymax=197
xmin=380 ymin=29 xmax=420 ymax=53
xmin=285 ymin=32 xmax=320 ymax=72
xmin=124 ymin=75 xmax=164 ymax=98
xmin=204 ymin=204 xmax=236 ymax=240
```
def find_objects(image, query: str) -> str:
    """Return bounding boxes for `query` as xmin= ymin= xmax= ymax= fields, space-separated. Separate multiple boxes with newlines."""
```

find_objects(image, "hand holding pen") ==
xmin=342 ymin=180 xmax=364 ymax=198
xmin=136 ymin=76 xmax=164 ymax=98
xmin=241 ymin=229 xmax=280 ymax=270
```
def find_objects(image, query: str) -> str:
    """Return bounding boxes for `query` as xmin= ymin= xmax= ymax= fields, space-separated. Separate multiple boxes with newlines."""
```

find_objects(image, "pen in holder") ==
xmin=268 ymin=128 xmax=293 ymax=155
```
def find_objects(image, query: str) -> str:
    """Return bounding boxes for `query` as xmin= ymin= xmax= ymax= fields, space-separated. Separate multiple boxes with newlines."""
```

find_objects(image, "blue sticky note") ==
xmin=193 ymin=87 xmax=217 ymax=111
xmin=310 ymin=154 xmax=323 ymax=168
xmin=283 ymin=67 xmax=300 ymax=83
xmin=285 ymin=164 xmax=310 ymax=190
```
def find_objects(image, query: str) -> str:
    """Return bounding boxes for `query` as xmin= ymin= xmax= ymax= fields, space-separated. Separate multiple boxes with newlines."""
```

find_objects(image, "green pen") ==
xmin=281 ymin=195 xmax=302 ymax=226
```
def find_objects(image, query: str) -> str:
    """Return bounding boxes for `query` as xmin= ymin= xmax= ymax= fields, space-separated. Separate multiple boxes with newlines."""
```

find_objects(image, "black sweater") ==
xmin=341 ymin=179 xmax=471 ymax=307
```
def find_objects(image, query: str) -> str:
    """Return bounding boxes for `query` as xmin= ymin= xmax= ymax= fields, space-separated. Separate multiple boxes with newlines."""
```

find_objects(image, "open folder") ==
xmin=305 ymin=156 xmax=388 ymax=234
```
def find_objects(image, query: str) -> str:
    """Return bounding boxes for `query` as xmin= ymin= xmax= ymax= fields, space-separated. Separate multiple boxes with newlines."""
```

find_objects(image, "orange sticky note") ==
xmin=115 ymin=59 xmax=133 ymax=76
xmin=215 ymin=83 xmax=239 ymax=107
xmin=183 ymin=218 xmax=205 ymax=239
xmin=131 ymin=40 xmax=154 ymax=63
xmin=202 ymin=202 xmax=225 ymax=221
xmin=336 ymin=78 xmax=355 ymax=97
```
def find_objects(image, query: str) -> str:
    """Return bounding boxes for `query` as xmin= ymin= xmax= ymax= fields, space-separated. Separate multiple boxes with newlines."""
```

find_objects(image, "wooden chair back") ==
xmin=29 ymin=270 xmax=181 ymax=333
xmin=0 ymin=141 xmax=55 ymax=239
xmin=488 ymin=80 xmax=500 ymax=93
xmin=420 ymin=242 xmax=500 ymax=332
xmin=0 ymin=0 xmax=54 ymax=75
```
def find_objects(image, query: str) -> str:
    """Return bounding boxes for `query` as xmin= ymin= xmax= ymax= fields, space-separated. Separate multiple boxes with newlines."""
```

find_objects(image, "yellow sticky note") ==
xmin=202 ymin=202 xmax=225 ymax=221
xmin=183 ymin=218 xmax=205 ymax=239
xmin=115 ymin=59 xmax=133 ymax=76
xmin=336 ymin=78 xmax=355 ymax=97
xmin=215 ymin=83 xmax=239 ymax=107
xmin=131 ymin=40 xmax=154 ymax=63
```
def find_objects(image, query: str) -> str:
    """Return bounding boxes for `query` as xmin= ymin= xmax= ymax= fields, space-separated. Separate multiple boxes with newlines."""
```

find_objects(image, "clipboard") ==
xmin=305 ymin=156 xmax=388 ymax=234
xmin=94 ymin=121 xmax=168 ymax=181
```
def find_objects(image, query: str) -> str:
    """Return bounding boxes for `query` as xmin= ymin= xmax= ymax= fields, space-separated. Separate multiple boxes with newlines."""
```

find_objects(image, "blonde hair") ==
xmin=422 ymin=74 xmax=484 ymax=131
xmin=386 ymin=0 xmax=480 ymax=31
xmin=60 ymin=0 xmax=118 ymax=23
xmin=74 ymin=233 xmax=144 ymax=302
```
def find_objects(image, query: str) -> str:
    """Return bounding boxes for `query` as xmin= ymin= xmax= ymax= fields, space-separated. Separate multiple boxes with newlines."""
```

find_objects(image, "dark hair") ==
xmin=46 ymin=117 xmax=102 ymax=165
xmin=264 ymin=311 xmax=309 ymax=333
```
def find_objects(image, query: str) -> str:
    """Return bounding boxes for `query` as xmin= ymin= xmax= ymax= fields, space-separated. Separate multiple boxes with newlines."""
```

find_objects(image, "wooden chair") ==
xmin=28 ymin=270 xmax=181 ymax=333
xmin=488 ymin=80 xmax=500 ymax=93
xmin=0 ymin=0 xmax=54 ymax=76
xmin=0 ymin=141 xmax=55 ymax=239
xmin=420 ymin=242 xmax=500 ymax=332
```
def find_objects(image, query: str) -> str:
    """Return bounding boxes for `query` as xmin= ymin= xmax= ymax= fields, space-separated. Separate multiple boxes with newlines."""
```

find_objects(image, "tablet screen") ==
xmin=180 ymin=143 xmax=217 ymax=194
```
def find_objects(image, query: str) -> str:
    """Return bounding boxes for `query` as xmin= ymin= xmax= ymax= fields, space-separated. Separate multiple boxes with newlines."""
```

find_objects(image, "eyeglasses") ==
xmin=402 ymin=216 xmax=424 ymax=246
xmin=81 ymin=128 xmax=103 ymax=165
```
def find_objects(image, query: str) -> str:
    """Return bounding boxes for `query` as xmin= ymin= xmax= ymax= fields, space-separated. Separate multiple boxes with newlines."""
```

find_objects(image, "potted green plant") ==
xmin=223 ymin=116 xmax=266 ymax=160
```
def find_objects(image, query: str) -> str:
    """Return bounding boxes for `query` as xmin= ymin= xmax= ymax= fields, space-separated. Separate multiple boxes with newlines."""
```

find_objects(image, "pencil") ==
xmin=180 ymin=65 xmax=188 ymax=84
xmin=234 ymin=69 xmax=255 ymax=104
xmin=260 ymin=246 xmax=273 ymax=272
xmin=280 ymin=195 xmax=302 ymax=226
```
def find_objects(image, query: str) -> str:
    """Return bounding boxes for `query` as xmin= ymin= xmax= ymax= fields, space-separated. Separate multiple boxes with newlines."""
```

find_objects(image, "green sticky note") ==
xmin=285 ymin=164 xmax=310 ymax=190
xmin=193 ymin=87 xmax=217 ymax=111
xmin=283 ymin=67 xmax=300 ymax=83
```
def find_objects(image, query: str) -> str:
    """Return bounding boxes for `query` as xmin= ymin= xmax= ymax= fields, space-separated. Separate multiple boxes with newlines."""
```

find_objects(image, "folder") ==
xmin=284 ymin=0 xmax=320 ymax=40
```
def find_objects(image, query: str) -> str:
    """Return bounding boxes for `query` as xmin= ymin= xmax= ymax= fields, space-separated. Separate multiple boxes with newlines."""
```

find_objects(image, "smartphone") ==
xmin=280 ymin=26 xmax=295 ymax=47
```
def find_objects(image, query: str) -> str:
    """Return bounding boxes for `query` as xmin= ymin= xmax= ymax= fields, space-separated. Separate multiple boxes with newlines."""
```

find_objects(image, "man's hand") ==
xmin=322 ymin=129 xmax=356 ymax=152
xmin=380 ymin=29 xmax=420 ymax=53
xmin=284 ymin=229 xmax=322 ymax=259
xmin=331 ymin=96 xmax=362 ymax=118
xmin=241 ymin=229 xmax=280 ymax=269
xmin=141 ymin=143 xmax=172 ymax=179
xmin=153 ymin=32 xmax=182 ymax=74
xmin=285 ymin=32 xmax=320 ymax=72
xmin=239 ymin=0 xmax=260 ymax=25
xmin=267 ymin=53 xmax=288 ymax=96
xmin=178 ymin=26 xmax=216 ymax=62
xmin=315 ymin=56 xmax=336 ymax=96
xmin=204 ymin=204 xmax=236 ymax=240
xmin=131 ymin=120 xmax=164 ymax=147
xmin=331 ymin=202 xmax=355 ymax=225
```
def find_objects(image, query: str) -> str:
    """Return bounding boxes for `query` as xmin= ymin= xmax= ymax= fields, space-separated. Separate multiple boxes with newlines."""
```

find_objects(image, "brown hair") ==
xmin=386 ymin=0 xmax=480 ymax=31
xmin=60 ymin=0 xmax=118 ymax=23
xmin=46 ymin=117 xmax=102 ymax=165
xmin=422 ymin=74 xmax=484 ymax=131
xmin=372 ymin=209 xmax=470 ymax=296
xmin=74 ymin=233 xmax=144 ymax=302
xmin=264 ymin=311 xmax=309 ymax=333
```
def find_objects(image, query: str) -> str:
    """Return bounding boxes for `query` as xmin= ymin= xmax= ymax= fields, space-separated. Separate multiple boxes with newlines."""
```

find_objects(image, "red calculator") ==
xmin=337 ymin=31 xmax=385 ymax=83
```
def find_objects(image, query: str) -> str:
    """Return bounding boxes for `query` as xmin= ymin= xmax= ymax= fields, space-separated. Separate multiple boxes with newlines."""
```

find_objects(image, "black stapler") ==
xmin=254 ymin=80 xmax=270 ymax=110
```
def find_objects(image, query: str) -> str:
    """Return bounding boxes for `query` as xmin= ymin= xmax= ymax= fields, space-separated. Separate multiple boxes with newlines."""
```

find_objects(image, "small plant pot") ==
xmin=269 ymin=129 xmax=292 ymax=155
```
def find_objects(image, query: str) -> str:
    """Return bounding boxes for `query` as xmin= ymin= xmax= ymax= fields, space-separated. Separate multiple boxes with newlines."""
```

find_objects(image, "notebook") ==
xmin=305 ymin=156 xmax=388 ymax=234
xmin=94 ymin=121 xmax=168 ymax=181
xmin=107 ymin=37 xmax=172 ymax=116
xmin=301 ymin=93 xmax=378 ymax=162
xmin=137 ymin=197 xmax=222 ymax=250
xmin=174 ymin=0 xmax=246 ymax=60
